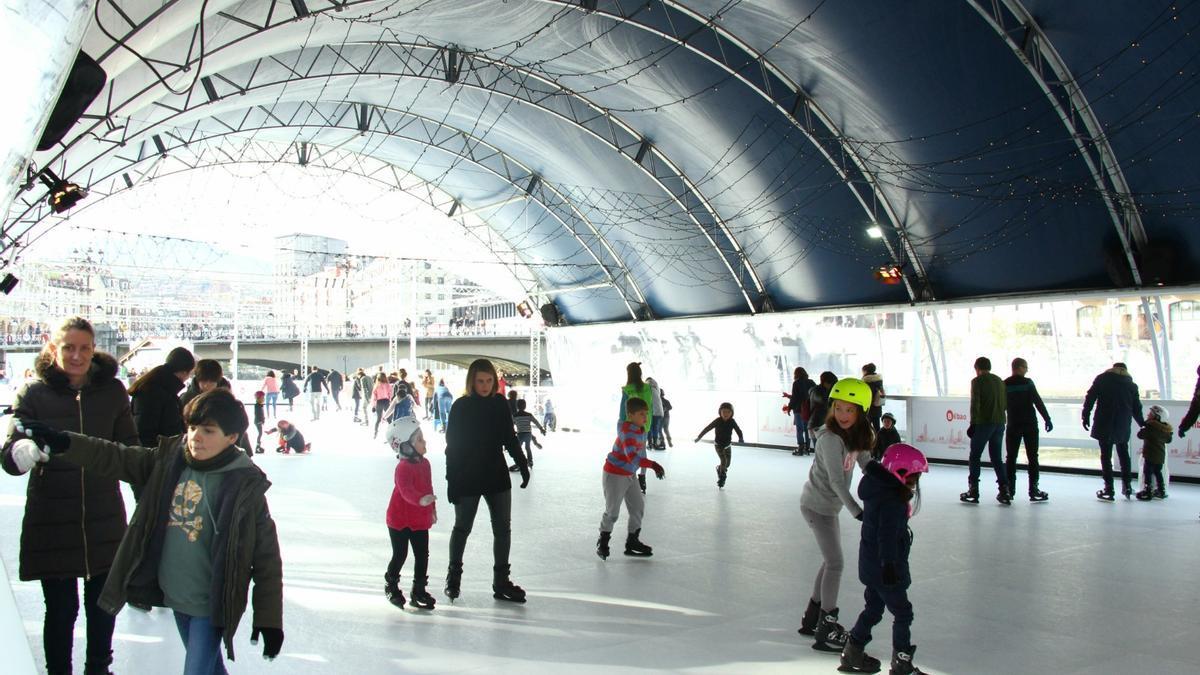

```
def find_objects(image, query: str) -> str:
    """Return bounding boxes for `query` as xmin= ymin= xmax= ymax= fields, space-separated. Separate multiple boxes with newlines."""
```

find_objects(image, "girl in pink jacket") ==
xmin=384 ymin=416 xmax=437 ymax=610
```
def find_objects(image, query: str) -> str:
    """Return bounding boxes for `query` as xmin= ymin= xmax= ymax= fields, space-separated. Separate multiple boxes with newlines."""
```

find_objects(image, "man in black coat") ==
xmin=1178 ymin=364 xmax=1200 ymax=438
xmin=1082 ymin=362 xmax=1144 ymax=499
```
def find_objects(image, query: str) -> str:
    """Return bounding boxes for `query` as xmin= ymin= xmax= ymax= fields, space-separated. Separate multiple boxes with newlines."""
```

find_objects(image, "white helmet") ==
xmin=1148 ymin=405 xmax=1169 ymax=422
xmin=386 ymin=416 xmax=422 ymax=456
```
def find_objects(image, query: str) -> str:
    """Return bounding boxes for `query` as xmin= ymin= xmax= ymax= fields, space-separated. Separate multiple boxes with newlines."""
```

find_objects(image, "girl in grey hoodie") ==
xmin=796 ymin=377 xmax=876 ymax=654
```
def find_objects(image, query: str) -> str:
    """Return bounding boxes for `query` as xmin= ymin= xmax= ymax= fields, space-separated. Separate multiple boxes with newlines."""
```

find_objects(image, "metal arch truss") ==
xmin=17 ymin=38 xmax=766 ymax=313
xmin=546 ymin=0 xmax=934 ymax=302
xmin=965 ymin=0 xmax=1148 ymax=286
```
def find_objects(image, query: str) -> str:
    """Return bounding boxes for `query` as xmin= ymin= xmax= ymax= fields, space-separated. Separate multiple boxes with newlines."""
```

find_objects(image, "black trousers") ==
xmin=387 ymin=527 xmax=430 ymax=581
xmin=41 ymin=574 xmax=114 ymax=675
xmin=1004 ymin=423 xmax=1041 ymax=493
xmin=449 ymin=491 xmax=512 ymax=576
xmin=1144 ymin=461 xmax=1165 ymax=491
xmin=1099 ymin=441 xmax=1132 ymax=489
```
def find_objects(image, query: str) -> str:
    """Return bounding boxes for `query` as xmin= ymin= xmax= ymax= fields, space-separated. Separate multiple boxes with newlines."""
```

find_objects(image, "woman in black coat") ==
xmin=126 ymin=347 xmax=194 ymax=500
xmin=444 ymin=358 xmax=530 ymax=603
xmin=1082 ymin=362 xmax=1145 ymax=500
xmin=281 ymin=370 xmax=300 ymax=410
xmin=2 ymin=317 xmax=138 ymax=675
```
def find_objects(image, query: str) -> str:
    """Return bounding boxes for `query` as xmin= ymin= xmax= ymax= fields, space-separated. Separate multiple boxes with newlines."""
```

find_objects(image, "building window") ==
xmin=1169 ymin=300 xmax=1200 ymax=339
xmin=1076 ymin=306 xmax=1101 ymax=338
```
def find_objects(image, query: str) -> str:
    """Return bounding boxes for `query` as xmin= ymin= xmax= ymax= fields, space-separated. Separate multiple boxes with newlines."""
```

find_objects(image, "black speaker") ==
xmin=37 ymin=51 xmax=106 ymax=151
xmin=540 ymin=302 xmax=561 ymax=325
xmin=0 ymin=273 xmax=17 ymax=295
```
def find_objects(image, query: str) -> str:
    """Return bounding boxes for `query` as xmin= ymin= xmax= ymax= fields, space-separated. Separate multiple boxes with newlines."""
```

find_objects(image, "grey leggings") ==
xmin=802 ymin=506 xmax=844 ymax=611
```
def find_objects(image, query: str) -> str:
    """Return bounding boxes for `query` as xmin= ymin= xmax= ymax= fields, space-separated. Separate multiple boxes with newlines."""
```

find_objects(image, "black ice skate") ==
xmin=492 ymin=565 xmax=526 ymax=603
xmin=813 ymin=608 xmax=848 ymax=652
xmin=445 ymin=562 xmax=463 ymax=600
xmin=1029 ymin=489 xmax=1049 ymax=502
xmin=410 ymin=577 xmax=436 ymax=610
xmin=1153 ymin=487 xmax=1168 ymax=499
xmin=797 ymin=598 xmax=820 ymax=636
xmin=717 ymin=466 xmax=727 ymax=488
xmin=839 ymin=638 xmax=882 ymax=673
xmin=959 ymin=484 xmax=979 ymax=504
xmin=1122 ymin=482 xmax=1134 ymax=500
xmin=1096 ymin=485 xmax=1115 ymax=501
xmin=889 ymin=646 xmax=926 ymax=675
xmin=624 ymin=528 xmax=653 ymax=557
xmin=996 ymin=488 xmax=1011 ymax=506
xmin=384 ymin=573 xmax=406 ymax=609
xmin=638 ymin=473 xmax=647 ymax=494
xmin=596 ymin=531 xmax=611 ymax=560
xmin=1135 ymin=487 xmax=1154 ymax=501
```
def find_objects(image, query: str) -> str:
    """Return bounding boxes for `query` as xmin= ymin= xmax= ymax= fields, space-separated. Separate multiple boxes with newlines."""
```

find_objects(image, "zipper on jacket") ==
xmin=77 ymin=390 xmax=91 ymax=581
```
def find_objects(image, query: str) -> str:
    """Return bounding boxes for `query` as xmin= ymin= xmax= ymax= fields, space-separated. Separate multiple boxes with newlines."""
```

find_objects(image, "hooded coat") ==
xmin=1137 ymin=418 xmax=1174 ymax=465
xmin=857 ymin=461 xmax=913 ymax=589
xmin=444 ymin=392 xmax=525 ymax=504
xmin=129 ymin=365 xmax=187 ymax=446
xmin=1082 ymin=366 xmax=1145 ymax=444
xmin=2 ymin=351 xmax=138 ymax=580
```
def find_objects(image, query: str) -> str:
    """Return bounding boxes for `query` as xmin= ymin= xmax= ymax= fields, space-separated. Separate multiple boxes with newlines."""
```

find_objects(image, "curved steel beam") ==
xmin=20 ymin=32 xmax=761 ymax=311
xmin=541 ymin=0 xmax=933 ymax=301
xmin=965 ymin=0 xmax=1148 ymax=286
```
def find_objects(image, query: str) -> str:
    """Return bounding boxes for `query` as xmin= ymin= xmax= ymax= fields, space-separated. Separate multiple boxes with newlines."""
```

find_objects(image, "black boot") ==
xmin=838 ymin=637 xmax=881 ymax=673
xmin=1097 ymin=482 xmax=1115 ymax=501
xmin=1153 ymin=486 xmax=1168 ymax=499
xmin=445 ymin=562 xmax=463 ymax=600
xmin=638 ymin=473 xmax=647 ymax=494
xmin=410 ymin=576 xmax=436 ymax=610
xmin=812 ymin=608 xmax=848 ymax=652
xmin=959 ymin=481 xmax=979 ymax=504
xmin=996 ymin=485 xmax=1011 ymax=506
xmin=624 ymin=528 xmax=653 ymax=557
xmin=1029 ymin=483 xmax=1049 ymax=502
xmin=889 ymin=645 xmax=926 ymax=675
xmin=492 ymin=564 xmax=527 ymax=603
xmin=596 ymin=531 xmax=611 ymax=560
xmin=1135 ymin=487 xmax=1153 ymax=501
xmin=1122 ymin=479 xmax=1134 ymax=500
xmin=385 ymin=573 xmax=406 ymax=608
xmin=797 ymin=597 xmax=821 ymax=636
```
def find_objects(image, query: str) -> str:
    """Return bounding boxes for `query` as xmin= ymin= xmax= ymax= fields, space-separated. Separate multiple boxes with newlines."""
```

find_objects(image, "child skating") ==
xmin=695 ymin=402 xmax=744 ymax=488
xmin=1135 ymin=405 xmax=1173 ymax=500
xmin=266 ymin=419 xmax=310 ymax=454
xmin=597 ymin=397 xmax=665 ymax=559
xmin=253 ymin=391 xmax=266 ymax=453
xmin=509 ymin=399 xmax=546 ymax=471
xmin=384 ymin=416 xmax=438 ymax=610
xmin=839 ymin=443 xmax=930 ymax=675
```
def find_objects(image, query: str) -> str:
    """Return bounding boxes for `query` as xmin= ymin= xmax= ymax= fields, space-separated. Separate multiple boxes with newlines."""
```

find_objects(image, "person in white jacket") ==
xmin=797 ymin=377 xmax=876 ymax=655
xmin=646 ymin=377 xmax=665 ymax=449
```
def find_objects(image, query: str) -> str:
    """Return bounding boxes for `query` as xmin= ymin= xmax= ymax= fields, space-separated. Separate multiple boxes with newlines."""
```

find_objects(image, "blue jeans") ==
xmin=173 ymin=612 xmax=227 ymax=675
xmin=649 ymin=417 xmax=663 ymax=446
xmin=794 ymin=412 xmax=809 ymax=449
xmin=264 ymin=391 xmax=278 ymax=417
xmin=968 ymin=423 xmax=1008 ymax=488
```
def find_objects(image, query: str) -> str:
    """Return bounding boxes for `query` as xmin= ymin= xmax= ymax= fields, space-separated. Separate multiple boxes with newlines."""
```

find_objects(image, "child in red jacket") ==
xmin=384 ymin=416 xmax=437 ymax=610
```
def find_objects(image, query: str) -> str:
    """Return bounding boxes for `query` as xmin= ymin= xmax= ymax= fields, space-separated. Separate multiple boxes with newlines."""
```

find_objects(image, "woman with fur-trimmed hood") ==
xmin=1082 ymin=362 xmax=1145 ymax=500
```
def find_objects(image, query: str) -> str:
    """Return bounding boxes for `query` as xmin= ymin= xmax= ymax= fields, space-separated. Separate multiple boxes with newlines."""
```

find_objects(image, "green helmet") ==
xmin=829 ymin=377 xmax=872 ymax=413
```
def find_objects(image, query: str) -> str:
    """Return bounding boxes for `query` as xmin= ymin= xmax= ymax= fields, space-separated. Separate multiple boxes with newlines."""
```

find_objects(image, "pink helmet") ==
xmin=881 ymin=443 xmax=929 ymax=483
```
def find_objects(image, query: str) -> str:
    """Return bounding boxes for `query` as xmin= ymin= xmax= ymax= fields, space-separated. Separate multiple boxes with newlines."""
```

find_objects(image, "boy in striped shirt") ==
xmin=597 ymin=397 xmax=666 ymax=560
xmin=509 ymin=399 xmax=547 ymax=472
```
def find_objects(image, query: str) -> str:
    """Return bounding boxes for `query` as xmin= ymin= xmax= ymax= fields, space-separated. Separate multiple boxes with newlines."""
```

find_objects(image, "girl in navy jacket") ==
xmin=840 ymin=443 xmax=930 ymax=675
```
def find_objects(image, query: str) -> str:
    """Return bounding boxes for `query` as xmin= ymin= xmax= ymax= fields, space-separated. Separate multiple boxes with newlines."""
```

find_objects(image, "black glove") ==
xmin=653 ymin=462 xmax=665 ymax=480
xmin=966 ymin=425 xmax=974 ymax=439
xmin=14 ymin=419 xmax=70 ymax=453
xmin=1179 ymin=427 xmax=1187 ymax=439
xmin=854 ymin=511 xmax=863 ymax=522
xmin=1082 ymin=417 xmax=1090 ymax=431
xmin=518 ymin=464 xmax=530 ymax=489
xmin=881 ymin=562 xmax=898 ymax=587
xmin=1044 ymin=420 xmax=1053 ymax=433
xmin=251 ymin=627 xmax=284 ymax=660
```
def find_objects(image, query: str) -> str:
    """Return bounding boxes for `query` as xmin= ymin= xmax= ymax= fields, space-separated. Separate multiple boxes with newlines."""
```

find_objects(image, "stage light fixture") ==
xmin=37 ymin=168 xmax=88 ymax=214
xmin=873 ymin=265 xmax=904 ymax=285
xmin=0 ymin=273 xmax=18 ymax=295
xmin=516 ymin=300 xmax=534 ymax=319
xmin=866 ymin=225 xmax=884 ymax=239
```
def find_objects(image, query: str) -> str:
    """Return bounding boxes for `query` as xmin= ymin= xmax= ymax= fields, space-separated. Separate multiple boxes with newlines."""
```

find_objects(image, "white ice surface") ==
xmin=3 ymin=404 xmax=1200 ymax=674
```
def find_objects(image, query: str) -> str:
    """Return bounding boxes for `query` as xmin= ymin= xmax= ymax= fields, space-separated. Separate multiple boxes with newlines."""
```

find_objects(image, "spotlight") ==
xmin=0 ymin=273 xmax=17 ymax=295
xmin=866 ymin=225 xmax=884 ymax=239
xmin=37 ymin=168 xmax=88 ymax=214
xmin=873 ymin=265 xmax=904 ymax=285
xmin=516 ymin=300 xmax=534 ymax=319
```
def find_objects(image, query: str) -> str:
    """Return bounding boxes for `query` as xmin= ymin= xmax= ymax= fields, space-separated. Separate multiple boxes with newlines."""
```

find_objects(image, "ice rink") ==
xmin=3 ymin=407 xmax=1199 ymax=674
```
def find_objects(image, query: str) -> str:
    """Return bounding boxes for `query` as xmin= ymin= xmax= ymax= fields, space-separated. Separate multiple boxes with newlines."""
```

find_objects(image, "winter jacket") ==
xmin=789 ymin=377 xmax=815 ymax=421
xmin=281 ymin=374 xmax=299 ymax=399
xmin=800 ymin=427 xmax=870 ymax=518
xmin=1082 ymin=366 xmax=1145 ymax=444
xmin=1180 ymin=371 xmax=1200 ymax=436
xmin=857 ymin=460 xmax=912 ymax=589
xmin=303 ymin=371 xmax=328 ymax=394
xmin=2 ymin=351 xmax=137 ymax=581
xmin=647 ymin=378 xmax=664 ymax=416
xmin=873 ymin=425 xmax=902 ymax=459
xmin=328 ymin=370 xmax=343 ymax=393
xmin=808 ymin=384 xmax=831 ymax=430
xmin=57 ymin=433 xmax=282 ymax=661
xmin=129 ymin=366 xmax=187 ymax=447
xmin=435 ymin=384 xmax=454 ymax=407
xmin=697 ymin=417 xmax=744 ymax=447
xmin=604 ymin=421 xmax=661 ymax=476
xmin=351 ymin=374 xmax=371 ymax=400
xmin=863 ymin=373 xmax=885 ymax=409
xmin=618 ymin=382 xmax=654 ymax=428
xmin=1004 ymin=375 xmax=1051 ymax=428
xmin=444 ymin=393 xmax=526 ymax=504
xmin=1137 ymin=418 xmax=1173 ymax=465
xmin=970 ymin=372 xmax=1007 ymax=425
xmin=387 ymin=457 xmax=436 ymax=531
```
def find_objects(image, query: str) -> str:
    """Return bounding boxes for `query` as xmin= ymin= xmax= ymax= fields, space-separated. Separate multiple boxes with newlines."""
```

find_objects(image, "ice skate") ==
xmin=638 ymin=473 xmax=647 ymax=494
xmin=596 ymin=531 xmax=611 ymax=560
xmin=384 ymin=573 xmax=406 ymax=609
xmin=1153 ymin=487 xmax=1168 ymax=499
xmin=812 ymin=608 xmax=848 ymax=652
xmin=1122 ymin=480 xmax=1134 ymax=500
xmin=959 ymin=483 xmax=979 ymax=504
xmin=445 ymin=562 xmax=463 ymax=600
xmin=492 ymin=565 xmax=526 ymax=603
xmin=797 ymin=598 xmax=820 ymax=636
xmin=624 ymin=528 xmax=653 ymax=557
xmin=717 ymin=466 xmax=727 ymax=488
xmin=410 ymin=577 xmax=436 ymax=610
xmin=1096 ymin=485 xmax=1115 ymax=501
xmin=996 ymin=488 xmax=1011 ymax=506
xmin=889 ymin=646 xmax=926 ymax=675
xmin=839 ymin=638 xmax=882 ymax=673
xmin=254 ymin=445 xmax=265 ymax=454
xmin=1029 ymin=489 xmax=1049 ymax=502
xmin=1135 ymin=487 xmax=1153 ymax=501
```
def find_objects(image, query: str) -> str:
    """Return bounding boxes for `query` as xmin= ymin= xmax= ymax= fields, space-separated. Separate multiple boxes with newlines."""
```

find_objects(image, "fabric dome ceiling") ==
xmin=7 ymin=0 xmax=1198 ymax=324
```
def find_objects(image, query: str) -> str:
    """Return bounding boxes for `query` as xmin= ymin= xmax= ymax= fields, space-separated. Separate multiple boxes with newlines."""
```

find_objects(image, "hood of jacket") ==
xmin=859 ymin=460 xmax=909 ymax=503
xmin=133 ymin=365 xmax=186 ymax=397
xmin=33 ymin=350 xmax=119 ymax=391
xmin=1145 ymin=418 xmax=1173 ymax=434
xmin=1105 ymin=365 xmax=1131 ymax=378
xmin=862 ymin=373 xmax=883 ymax=385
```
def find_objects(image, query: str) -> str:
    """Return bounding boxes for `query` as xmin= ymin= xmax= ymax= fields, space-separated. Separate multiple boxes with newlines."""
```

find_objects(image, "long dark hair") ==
xmin=824 ymin=401 xmax=875 ymax=452
xmin=465 ymin=358 xmax=499 ymax=397
xmin=625 ymin=362 xmax=644 ymax=388
xmin=794 ymin=367 xmax=808 ymax=381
